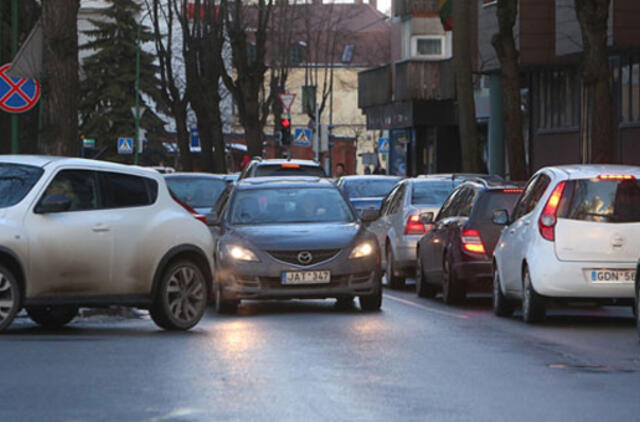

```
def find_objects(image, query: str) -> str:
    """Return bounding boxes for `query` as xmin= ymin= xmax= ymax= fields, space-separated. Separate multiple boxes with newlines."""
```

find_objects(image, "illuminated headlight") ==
xmin=349 ymin=241 xmax=374 ymax=259
xmin=225 ymin=244 xmax=260 ymax=262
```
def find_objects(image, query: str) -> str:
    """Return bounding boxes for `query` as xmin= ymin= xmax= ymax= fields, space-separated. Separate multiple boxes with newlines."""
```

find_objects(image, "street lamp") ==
xmin=134 ymin=9 xmax=152 ymax=165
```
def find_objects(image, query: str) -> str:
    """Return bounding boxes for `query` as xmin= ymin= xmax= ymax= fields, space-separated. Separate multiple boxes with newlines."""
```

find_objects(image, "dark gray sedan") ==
xmin=208 ymin=177 xmax=382 ymax=313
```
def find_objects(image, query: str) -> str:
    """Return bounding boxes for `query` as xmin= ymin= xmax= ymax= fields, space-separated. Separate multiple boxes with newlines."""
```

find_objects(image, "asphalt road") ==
xmin=1 ymin=285 xmax=639 ymax=422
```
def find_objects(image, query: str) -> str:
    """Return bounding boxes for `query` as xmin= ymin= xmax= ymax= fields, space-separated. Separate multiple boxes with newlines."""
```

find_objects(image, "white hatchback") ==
xmin=492 ymin=165 xmax=640 ymax=323
xmin=0 ymin=156 xmax=215 ymax=331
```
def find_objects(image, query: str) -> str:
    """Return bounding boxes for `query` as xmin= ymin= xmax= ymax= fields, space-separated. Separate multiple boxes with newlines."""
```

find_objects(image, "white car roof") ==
xmin=544 ymin=164 xmax=640 ymax=180
xmin=0 ymin=155 xmax=161 ymax=178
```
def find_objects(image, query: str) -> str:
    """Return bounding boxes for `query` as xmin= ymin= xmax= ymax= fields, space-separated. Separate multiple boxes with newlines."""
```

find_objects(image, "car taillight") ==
xmin=171 ymin=192 xmax=208 ymax=225
xmin=597 ymin=174 xmax=635 ymax=181
xmin=404 ymin=214 xmax=427 ymax=235
xmin=460 ymin=229 xmax=486 ymax=254
xmin=281 ymin=163 xmax=300 ymax=169
xmin=501 ymin=188 xmax=523 ymax=193
xmin=538 ymin=181 xmax=566 ymax=241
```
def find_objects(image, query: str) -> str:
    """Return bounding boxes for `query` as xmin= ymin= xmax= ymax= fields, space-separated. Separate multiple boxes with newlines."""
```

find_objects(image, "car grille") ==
xmin=267 ymin=249 xmax=341 ymax=266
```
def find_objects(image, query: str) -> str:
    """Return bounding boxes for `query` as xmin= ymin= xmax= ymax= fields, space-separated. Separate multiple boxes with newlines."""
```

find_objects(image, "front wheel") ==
xmin=416 ymin=252 xmax=436 ymax=299
xmin=27 ymin=306 xmax=78 ymax=329
xmin=150 ymin=260 xmax=208 ymax=330
xmin=359 ymin=277 xmax=382 ymax=312
xmin=0 ymin=265 xmax=21 ymax=332
xmin=386 ymin=247 xmax=405 ymax=290
xmin=492 ymin=268 xmax=514 ymax=317
xmin=522 ymin=266 xmax=546 ymax=324
xmin=215 ymin=284 xmax=238 ymax=314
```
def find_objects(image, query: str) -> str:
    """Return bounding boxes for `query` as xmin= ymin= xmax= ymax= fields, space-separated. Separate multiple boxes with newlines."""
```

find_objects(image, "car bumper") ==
xmin=452 ymin=260 xmax=492 ymax=291
xmin=393 ymin=236 xmax=421 ymax=275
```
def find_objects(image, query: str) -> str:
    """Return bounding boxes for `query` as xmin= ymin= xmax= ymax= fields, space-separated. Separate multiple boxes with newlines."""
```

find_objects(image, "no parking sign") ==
xmin=0 ymin=63 xmax=41 ymax=114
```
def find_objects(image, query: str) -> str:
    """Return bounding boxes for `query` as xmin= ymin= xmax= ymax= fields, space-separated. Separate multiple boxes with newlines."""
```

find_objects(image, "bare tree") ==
xmin=491 ymin=0 xmax=527 ymax=180
xmin=219 ymin=0 xmax=274 ymax=158
xmin=453 ymin=0 xmax=481 ymax=172
xmin=147 ymin=0 xmax=193 ymax=171
xmin=41 ymin=0 xmax=80 ymax=156
xmin=574 ymin=0 xmax=614 ymax=163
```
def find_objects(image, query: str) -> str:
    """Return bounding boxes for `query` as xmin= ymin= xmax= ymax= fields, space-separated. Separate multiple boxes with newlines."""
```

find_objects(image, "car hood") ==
xmin=230 ymin=222 xmax=361 ymax=251
xmin=349 ymin=197 xmax=383 ymax=211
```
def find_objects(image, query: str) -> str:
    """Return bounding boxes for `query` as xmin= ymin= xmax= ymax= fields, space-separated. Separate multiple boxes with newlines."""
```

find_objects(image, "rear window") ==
xmin=254 ymin=164 xmax=326 ymax=178
xmin=559 ymin=178 xmax=640 ymax=223
xmin=166 ymin=177 xmax=227 ymax=209
xmin=102 ymin=172 xmax=158 ymax=208
xmin=475 ymin=190 xmax=521 ymax=221
xmin=0 ymin=163 xmax=43 ymax=208
xmin=342 ymin=178 xmax=400 ymax=198
xmin=411 ymin=181 xmax=454 ymax=205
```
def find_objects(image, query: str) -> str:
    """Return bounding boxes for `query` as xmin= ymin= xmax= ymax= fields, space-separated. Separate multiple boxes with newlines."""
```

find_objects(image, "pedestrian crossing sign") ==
xmin=294 ymin=128 xmax=312 ymax=147
xmin=118 ymin=137 xmax=134 ymax=154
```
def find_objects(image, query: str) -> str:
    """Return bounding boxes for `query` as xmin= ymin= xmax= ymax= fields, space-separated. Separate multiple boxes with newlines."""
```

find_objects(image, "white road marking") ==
xmin=383 ymin=293 xmax=469 ymax=320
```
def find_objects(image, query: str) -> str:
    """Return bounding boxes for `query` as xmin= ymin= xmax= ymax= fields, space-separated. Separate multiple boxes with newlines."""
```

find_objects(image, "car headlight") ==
xmin=349 ymin=241 xmax=374 ymax=259
xmin=224 ymin=244 xmax=260 ymax=262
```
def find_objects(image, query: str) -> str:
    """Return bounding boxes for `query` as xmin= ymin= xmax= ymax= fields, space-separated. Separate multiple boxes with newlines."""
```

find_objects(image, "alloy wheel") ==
xmin=165 ymin=265 xmax=206 ymax=324
xmin=0 ymin=273 xmax=16 ymax=325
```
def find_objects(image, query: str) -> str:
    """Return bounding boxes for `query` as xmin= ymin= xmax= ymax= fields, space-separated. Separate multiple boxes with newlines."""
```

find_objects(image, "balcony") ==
xmin=358 ymin=60 xmax=454 ymax=109
xmin=393 ymin=0 xmax=439 ymax=18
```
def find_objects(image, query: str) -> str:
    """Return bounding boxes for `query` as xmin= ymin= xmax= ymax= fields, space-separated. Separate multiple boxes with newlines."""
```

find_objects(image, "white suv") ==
xmin=0 ymin=156 xmax=215 ymax=331
xmin=492 ymin=165 xmax=640 ymax=323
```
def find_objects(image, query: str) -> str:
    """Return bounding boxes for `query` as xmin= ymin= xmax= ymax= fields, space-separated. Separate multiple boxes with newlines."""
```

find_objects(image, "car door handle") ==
xmin=523 ymin=219 xmax=531 ymax=226
xmin=92 ymin=224 xmax=110 ymax=232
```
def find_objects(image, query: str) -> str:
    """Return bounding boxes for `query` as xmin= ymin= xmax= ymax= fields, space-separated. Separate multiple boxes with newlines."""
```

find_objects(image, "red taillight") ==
xmin=281 ymin=163 xmax=300 ymax=169
xmin=171 ymin=192 xmax=208 ymax=225
xmin=538 ymin=181 xmax=566 ymax=241
xmin=501 ymin=188 xmax=523 ymax=193
xmin=404 ymin=214 xmax=427 ymax=235
xmin=597 ymin=174 xmax=635 ymax=181
xmin=461 ymin=229 xmax=486 ymax=254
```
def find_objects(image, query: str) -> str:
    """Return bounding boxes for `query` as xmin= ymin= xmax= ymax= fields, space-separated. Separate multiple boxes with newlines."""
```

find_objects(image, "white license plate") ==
xmin=282 ymin=271 xmax=331 ymax=285
xmin=585 ymin=269 xmax=636 ymax=284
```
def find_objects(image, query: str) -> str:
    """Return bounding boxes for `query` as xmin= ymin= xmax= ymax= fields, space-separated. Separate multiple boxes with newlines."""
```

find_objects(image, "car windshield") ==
xmin=254 ymin=164 xmax=326 ymax=178
xmin=230 ymin=187 xmax=354 ymax=225
xmin=412 ymin=181 xmax=455 ymax=205
xmin=343 ymin=178 xmax=400 ymax=198
xmin=560 ymin=178 xmax=640 ymax=223
xmin=0 ymin=163 xmax=43 ymax=208
xmin=165 ymin=177 xmax=227 ymax=209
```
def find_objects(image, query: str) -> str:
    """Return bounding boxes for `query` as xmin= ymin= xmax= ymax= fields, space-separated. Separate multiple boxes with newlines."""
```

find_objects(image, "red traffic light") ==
xmin=281 ymin=118 xmax=291 ymax=129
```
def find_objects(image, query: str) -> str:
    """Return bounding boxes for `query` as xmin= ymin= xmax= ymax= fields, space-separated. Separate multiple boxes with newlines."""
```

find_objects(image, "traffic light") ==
xmin=281 ymin=118 xmax=292 ymax=145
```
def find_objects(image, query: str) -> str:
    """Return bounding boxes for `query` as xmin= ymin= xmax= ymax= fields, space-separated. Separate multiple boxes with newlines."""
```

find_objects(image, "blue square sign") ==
xmin=118 ymin=137 xmax=134 ymax=154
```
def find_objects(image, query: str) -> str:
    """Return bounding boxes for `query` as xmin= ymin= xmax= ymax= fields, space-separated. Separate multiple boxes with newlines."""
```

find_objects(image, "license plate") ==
xmin=282 ymin=270 xmax=331 ymax=285
xmin=585 ymin=269 xmax=636 ymax=284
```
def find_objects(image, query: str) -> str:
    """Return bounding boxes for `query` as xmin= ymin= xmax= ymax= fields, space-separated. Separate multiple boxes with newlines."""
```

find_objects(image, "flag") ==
xmin=439 ymin=0 xmax=453 ymax=31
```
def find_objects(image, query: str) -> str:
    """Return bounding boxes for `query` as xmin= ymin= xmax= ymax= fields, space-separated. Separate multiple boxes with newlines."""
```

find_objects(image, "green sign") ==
xmin=83 ymin=138 xmax=96 ymax=148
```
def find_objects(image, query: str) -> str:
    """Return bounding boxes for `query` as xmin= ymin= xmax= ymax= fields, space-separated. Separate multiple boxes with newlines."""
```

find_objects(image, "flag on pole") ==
xmin=439 ymin=0 xmax=453 ymax=31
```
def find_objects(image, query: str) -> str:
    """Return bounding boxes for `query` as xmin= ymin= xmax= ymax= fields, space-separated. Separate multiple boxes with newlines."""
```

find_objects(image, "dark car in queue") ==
xmin=636 ymin=258 xmax=640 ymax=338
xmin=335 ymin=175 xmax=402 ymax=215
xmin=208 ymin=177 xmax=383 ymax=313
xmin=238 ymin=158 xmax=327 ymax=180
xmin=165 ymin=173 xmax=228 ymax=215
xmin=416 ymin=180 xmax=523 ymax=304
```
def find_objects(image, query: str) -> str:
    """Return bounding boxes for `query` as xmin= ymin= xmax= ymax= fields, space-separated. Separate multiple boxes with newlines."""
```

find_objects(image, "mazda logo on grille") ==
xmin=297 ymin=251 xmax=313 ymax=265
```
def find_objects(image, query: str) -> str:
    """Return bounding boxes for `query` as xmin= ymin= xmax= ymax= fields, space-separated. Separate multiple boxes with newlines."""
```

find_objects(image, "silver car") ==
xmin=368 ymin=177 xmax=457 ymax=289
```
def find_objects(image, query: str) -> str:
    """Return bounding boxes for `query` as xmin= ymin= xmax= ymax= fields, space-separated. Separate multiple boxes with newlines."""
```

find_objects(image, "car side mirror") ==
xmin=205 ymin=211 xmax=221 ymax=227
xmin=360 ymin=208 xmax=380 ymax=223
xmin=419 ymin=212 xmax=434 ymax=224
xmin=34 ymin=194 xmax=72 ymax=214
xmin=492 ymin=209 xmax=509 ymax=226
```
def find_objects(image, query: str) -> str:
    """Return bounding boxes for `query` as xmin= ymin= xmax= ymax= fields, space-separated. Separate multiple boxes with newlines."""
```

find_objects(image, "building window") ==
xmin=535 ymin=69 xmax=579 ymax=130
xmin=620 ymin=57 xmax=640 ymax=123
xmin=411 ymin=36 xmax=445 ymax=59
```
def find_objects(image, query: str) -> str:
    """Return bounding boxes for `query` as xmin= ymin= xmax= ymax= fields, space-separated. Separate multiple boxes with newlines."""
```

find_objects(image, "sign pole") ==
xmin=10 ymin=0 xmax=18 ymax=154
xmin=134 ymin=22 xmax=142 ymax=165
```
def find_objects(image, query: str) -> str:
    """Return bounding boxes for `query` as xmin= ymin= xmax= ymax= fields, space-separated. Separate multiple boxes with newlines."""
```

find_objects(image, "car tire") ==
xmin=27 ymin=306 xmax=78 ymax=329
xmin=416 ymin=252 xmax=436 ymax=299
xmin=215 ymin=284 xmax=238 ymax=315
xmin=442 ymin=256 xmax=466 ymax=305
xmin=492 ymin=267 xmax=515 ymax=317
xmin=522 ymin=266 xmax=546 ymax=324
xmin=386 ymin=247 xmax=405 ymax=290
xmin=150 ymin=260 xmax=208 ymax=331
xmin=0 ymin=264 xmax=21 ymax=332
xmin=359 ymin=276 xmax=382 ymax=312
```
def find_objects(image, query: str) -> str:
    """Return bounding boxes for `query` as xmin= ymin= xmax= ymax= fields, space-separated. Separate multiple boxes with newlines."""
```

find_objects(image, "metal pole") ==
xmin=134 ymin=22 xmax=141 ymax=165
xmin=10 ymin=0 xmax=18 ymax=154
xmin=314 ymin=101 xmax=319 ymax=162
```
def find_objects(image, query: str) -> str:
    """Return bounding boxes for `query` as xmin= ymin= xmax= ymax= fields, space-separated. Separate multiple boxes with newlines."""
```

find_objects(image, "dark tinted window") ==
xmin=0 ymin=163 xmax=43 ymax=208
xmin=559 ymin=178 xmax=640 ymax=223
xmin=436 ymin=190 xmax=460 ymax=220
xmin=342 ymin=178 xmax=400 ymax=198
xmin=457 ymin=188 xmax=477 ymax=217
xmin=412 ymin=181 xmax=455 ymax=205
xmin=41 ymin=170 xmax=99 ymax=211
xmin=474 ymin=190 xmax=521 ymax=221
xmin=166 ymin=177 xmax=227 ymax=209
xmin=512 ymin=174 xmax=551 ymax=220
xmin=254 ymin=164 xmax=326 ymax=178
xmin=102 ymin=172 xmax=158 ymax=208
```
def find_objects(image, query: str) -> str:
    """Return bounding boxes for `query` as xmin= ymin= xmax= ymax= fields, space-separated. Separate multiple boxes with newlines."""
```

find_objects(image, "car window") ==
xmin=0 ymin=163 xmax=44 ymax=208
xmin=512 ymin=174 xmax=551 ymax=220
xmin=213 ymin=187 xmax=231 ymax=217
xmin=40 ymin=170 xmax=100 ymax=212
xmin=458 ymin=187 xmax=477 ymax=217
xmin=559 ymin=178 xmax=640 ymax=223
xmin=254 ymin=164 xmax=326 ymax=178
xmin=388 ymin=184 xmax=406 ymax=215
xmin=100 ymin=172 xmax=158 ymax=208
xmin=342 ymin=178 xmax=400 ymax=198
xmin=436 ymin=189 xmax=460 ymax=220
xmin=166 ymin=177 xmax=227 ymax=210
xmin=380 ymin=185 xmax=399 ymax=216
xmin=411 ymin=180 xmax=455 ymax=205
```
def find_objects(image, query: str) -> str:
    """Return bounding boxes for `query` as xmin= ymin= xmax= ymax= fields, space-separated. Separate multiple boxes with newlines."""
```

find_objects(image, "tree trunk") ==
xmin=41 ymin=0 xmax=80 ymax=156
xmin=574 ymin=0 xmax=614 ymax=163
xmin=491 ymin=0 xmax=528 ymax=181
xmin=243 ymin=92 xmax=263 ymax=158
xmin=452 ymin=0 xmax=481 ymax=173
xmin=173 ymin=103 xmax=193 ymax=171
